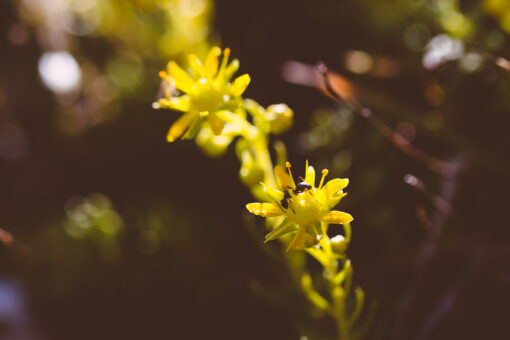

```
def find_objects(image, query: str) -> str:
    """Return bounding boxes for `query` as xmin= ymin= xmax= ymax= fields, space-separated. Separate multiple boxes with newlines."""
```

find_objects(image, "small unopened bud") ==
xmin=330 ymin=234 xmax=348 ymax=254
xmin=265 ymin=104 xmax=293 ymax=134
xmin=196 ymin=127 xmax=232 ymax=157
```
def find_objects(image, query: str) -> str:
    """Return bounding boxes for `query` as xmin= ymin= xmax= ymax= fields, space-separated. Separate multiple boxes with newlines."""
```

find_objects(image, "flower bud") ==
xmin=196 ymin=126 xmax=232 ymax=157
xmin=330 ymin=234 xmax=349 ymax=254
xmin=265 ymin=104 xmax=293 ymax=134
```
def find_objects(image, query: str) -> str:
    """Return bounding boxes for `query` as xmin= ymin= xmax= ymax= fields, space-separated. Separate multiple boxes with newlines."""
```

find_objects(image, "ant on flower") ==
xmin=280 ymin=176 xmax=312 ymax=213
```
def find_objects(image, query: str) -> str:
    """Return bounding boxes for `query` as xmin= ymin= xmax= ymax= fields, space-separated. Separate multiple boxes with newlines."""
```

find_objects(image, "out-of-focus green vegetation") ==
xmin=0 ymin=0 xmax=510 ymax=339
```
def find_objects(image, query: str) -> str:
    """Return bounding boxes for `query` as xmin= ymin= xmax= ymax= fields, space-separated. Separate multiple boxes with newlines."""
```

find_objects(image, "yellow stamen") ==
xmin=286 ymin=162 xmax=296 ymax=188
xmin=199 ymin=111 xmax=209 ymax=118
xmin=318 ymin=169 xmax=329 ymax=190
xmin=158 ymin=71 xmax=168 ymax=79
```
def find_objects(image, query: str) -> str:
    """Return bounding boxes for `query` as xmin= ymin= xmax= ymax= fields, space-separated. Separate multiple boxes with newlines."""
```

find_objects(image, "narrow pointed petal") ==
xmin=228 ymin=74 xmax=251 ymax=97
xmin=275 ymin=165 xmax=295 ymax=191
xmin=288 ymin=226 xmax=307 ymax=251
xmin=261 ymin=183 xmax=284 ymax=202
xmin=167 ymin=62 xmax=193 ymax=93
xmin=265 ymin=218 xmax=297 ymax=242
xmin=167 ymin=112 xmax=195 ymax=142
xmin=204 ymin=46 xmax=221 ymax=78
xmin=246 ymin=203 xmax=285 ymax=217
xmin=208 ymin=114 xmax=225 ymax=135
xmin=321 ymin=211 xmax=353 ymax=224
xmin=224 ymin=59 xmax=240 ymax=81
xmin=322 ymin=192 xmax=347 ymax=211
xmin=181 ymin=115 xmax=201 ymax=140
xmin=157 ymin=95 xmax=191 ymax=112
xmin=188 ymin=54 xmax=206 ymax=78
xmin=322 ymin=178 xmax=349 ymax=196
xmin=304 ymin=164 xmax=315 ymax=188
xmin=318 ymin=178 xmax=349 ymax=204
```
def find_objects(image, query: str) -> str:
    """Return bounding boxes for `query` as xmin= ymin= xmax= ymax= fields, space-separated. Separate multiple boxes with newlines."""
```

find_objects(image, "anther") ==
xmin=318 ymin=169 xmax=329 ymax=190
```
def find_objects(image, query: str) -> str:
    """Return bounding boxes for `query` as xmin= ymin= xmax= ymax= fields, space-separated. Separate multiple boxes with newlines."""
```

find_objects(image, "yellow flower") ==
xmin=246 ymin=162 xmax=353 ymax=250
xmin=153 ymin=46 xmax=251 ymax=142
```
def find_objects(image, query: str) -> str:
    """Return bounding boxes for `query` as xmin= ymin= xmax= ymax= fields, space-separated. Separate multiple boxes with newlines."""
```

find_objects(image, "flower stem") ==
xmin=252 ymin=136 xmax=277 ymax=188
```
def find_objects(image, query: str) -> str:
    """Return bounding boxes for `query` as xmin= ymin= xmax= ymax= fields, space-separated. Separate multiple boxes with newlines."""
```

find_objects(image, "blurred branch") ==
xmin=283 ymin=60 xmax=510 ymax=183
xmin=314 ymin=61 xmax=456 ymax=178
xmin=404 ymin=174 xmax=452 ymax=216
xmin=393 ymin=157 xmax=464 ymax=340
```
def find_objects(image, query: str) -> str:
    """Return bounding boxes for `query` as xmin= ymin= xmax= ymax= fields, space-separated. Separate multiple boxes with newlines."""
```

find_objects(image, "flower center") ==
xmin=191 ymin=77 xmax=223 ymax=112
xmin=286 ymin=192 xmax=321 ymax=226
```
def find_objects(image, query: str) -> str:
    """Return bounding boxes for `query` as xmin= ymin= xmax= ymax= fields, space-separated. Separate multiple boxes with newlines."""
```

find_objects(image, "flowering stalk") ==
xmin=153 ymin=46 xmax=365 ymax=339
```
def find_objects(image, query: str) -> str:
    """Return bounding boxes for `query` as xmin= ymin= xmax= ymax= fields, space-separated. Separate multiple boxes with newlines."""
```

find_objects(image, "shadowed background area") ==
xmin=1 ymin=0 xmax=510 ymax=339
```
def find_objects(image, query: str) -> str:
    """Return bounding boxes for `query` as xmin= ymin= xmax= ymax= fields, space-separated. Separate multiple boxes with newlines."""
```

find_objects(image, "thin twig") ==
xmin=404 ymin=173 xmax=452 ymax=216
xmin=316 ymin=61 xmax=455 ymax=178
xmin=393 ymin=157 xmax=464 ymax=340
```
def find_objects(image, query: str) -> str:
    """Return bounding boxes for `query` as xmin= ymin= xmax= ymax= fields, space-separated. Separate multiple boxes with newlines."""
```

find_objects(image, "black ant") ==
xmin=280 ymin=177 xmax=312 ymax=213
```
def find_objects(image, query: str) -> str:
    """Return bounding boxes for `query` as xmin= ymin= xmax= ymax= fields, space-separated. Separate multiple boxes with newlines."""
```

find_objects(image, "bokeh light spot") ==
xmin=38 ymin=51 xmax=81 ymax=93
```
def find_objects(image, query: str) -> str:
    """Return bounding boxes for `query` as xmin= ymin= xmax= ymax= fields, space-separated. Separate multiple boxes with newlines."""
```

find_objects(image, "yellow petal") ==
xmin=321 ymin=211 xmax=353 ymax=224
xmin=204 ymin=46 xmax=221 ymax=78
xmin=275 ymin=165 xmax=295 ymax=191
xmin=224 ymin=58 xmax=240 ymax=80
xmin=287 ymin=226 xmax=309 ymax=251
xmin=167 ymin=112 xmax=195 ymax=142
xmin=304 ymin=163 xmax=315 ymax=188
xmin=261 ymin=183 xmax=284 ymax=202
xmin=168 ymin=62 xmax=193 ymax=93
xmin=319 ymin=178 xmax=349 ymax=201
xmin=228 ymin=74 xmax=251 ymax=96
xmin=265 ymin=218 xmax=297 ymax=242
xmin=208 ymin=114 xmax=225 ymax=135
xmin=246 ymin=203 xmax=284 ymax=217
xmin=181 ymin=115 xmax=201 ymax=140
xmin=321 ymin=191 xmax=347 ymax=211
xmin=188 ymin=54 xmax=206 ymax=78
xmin=163 ymin=95 xmax=191 ymax=112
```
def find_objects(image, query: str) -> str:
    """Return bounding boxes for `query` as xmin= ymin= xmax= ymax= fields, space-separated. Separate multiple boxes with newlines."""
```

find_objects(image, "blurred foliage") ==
xmin=0 ymin=0 xmax=510 ymax=339
xmin=16 ymin=0 xmax=213 ymax=135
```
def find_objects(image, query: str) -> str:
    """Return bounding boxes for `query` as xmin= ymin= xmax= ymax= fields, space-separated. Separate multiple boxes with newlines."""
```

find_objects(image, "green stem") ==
xmin=319 ymin=223 xmax=352 ymax=340
xmin=224 ymin=104 xmax=355 ymax=339
xmin=252 ymin=136 xmax=276 ymax=188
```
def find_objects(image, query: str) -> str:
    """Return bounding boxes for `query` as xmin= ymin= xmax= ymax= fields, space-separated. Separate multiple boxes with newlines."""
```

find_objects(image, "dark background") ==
xmin=1 ymin=0 xmax=510 ymax=339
